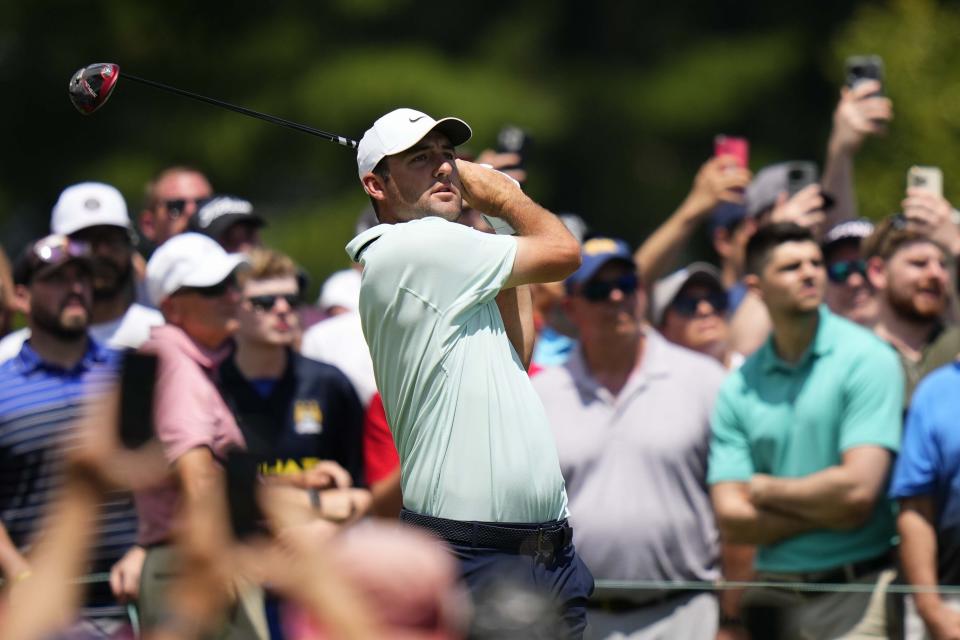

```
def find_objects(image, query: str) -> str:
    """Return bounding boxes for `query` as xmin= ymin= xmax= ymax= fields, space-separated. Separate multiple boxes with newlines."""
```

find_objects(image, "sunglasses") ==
xmin=581 ymin=273 xmax=640 ymax=302
xmin=161 ymin=197 xmax=211 ymax=220
xmin=826 ymin=259 xmax=867 ymax=283
xmin=246 ymin=293 xmax=300 ymax=311
xmin=33 ymin=234 xmax=91 ymax=264
xmin=670 ymin=290 xmax=729 ymax=317
xmin=177 ymin=275 xmax=236 ymax=298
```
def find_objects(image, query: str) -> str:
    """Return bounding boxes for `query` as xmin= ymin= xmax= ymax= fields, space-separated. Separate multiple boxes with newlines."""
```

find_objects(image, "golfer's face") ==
xmin=385 ymin=131 xmax=463 ymax=221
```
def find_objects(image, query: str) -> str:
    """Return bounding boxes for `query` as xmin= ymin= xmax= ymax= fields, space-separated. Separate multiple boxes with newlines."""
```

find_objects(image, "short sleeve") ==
xmin=838 ymin=344 xmax=904 ymax=453
xmin=889 ymin=377 xmax=943 ymax=499
xmin=707 ymin=378 xmax=754 ymax=484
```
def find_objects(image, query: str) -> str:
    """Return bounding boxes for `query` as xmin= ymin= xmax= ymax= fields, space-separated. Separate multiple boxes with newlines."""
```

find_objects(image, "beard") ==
xmin=91 ymin=258 xmax=133 ymax=301
xmin=32 ymin=301 xmax=89 ymax=341
xmin=887 ymin=284 xmax=945 ymax=323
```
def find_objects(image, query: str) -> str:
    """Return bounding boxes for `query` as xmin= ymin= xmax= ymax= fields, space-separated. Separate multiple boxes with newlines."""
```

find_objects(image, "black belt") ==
xmin=758 ymin=551 xmax=894 ymax=585
xmin=399 ymin=508 xmax=573 ymax=559
xmin=588 ymin=589 xmax=705 ymax=612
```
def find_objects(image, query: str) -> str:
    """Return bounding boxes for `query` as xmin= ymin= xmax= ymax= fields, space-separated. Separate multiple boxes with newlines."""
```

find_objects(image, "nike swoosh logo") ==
xmin=409 ymin=115 xmax=425 ymax=122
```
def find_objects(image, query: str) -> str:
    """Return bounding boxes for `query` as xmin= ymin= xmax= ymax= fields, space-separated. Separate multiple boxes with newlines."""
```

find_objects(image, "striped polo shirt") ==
xmin=0 ymin=338 xmax=137 ymax=618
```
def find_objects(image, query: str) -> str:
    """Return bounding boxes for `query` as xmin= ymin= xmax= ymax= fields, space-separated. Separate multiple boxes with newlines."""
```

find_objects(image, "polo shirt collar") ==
xmin=760 ymin=304 xmax=835 ymax=373
xmin=566 ymin=327 xmax=671 ymax=400
xmin=15 ymin=335 xmax=110 ymax=375
xmin=346 ymin=224 xmax=392 ymax=263
xmin=149 ymin=324 xmax=232 ymax=371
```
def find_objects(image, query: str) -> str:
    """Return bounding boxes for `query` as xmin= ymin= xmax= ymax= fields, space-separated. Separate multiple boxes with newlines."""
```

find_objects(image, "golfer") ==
xmin=347 ymin=108 xmax=593 ymax=637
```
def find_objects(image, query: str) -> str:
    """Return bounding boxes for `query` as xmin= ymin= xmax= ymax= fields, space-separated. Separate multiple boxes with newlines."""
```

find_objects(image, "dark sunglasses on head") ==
xmin=581 ymin=273 xmax=640 ymax=302
xmin=826 ymin=259 xmax=867 ymax=283
xmin=246 ymin=293 xmax=300 ymax=311
xmin=670 ymin=290 xmax=729 ymax=317
xmin=162 ymin=197 xmax=211 ymax=219
xmin=177 ymin=275 xmax=236 ymax=298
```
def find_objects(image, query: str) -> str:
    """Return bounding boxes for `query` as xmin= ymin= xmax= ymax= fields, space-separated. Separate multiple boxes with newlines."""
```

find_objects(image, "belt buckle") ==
xmin=535 ymin=528 xmax=555 ymax=562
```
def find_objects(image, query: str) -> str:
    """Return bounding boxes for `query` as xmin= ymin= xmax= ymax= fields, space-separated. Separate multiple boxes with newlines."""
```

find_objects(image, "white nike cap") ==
xmin=356 ymin=108 xmax=472 ymax=178
xmin=50 ymin=182 xmax=132 ymax=236
xmin=145 ymin=232 xmax=247 ymax=305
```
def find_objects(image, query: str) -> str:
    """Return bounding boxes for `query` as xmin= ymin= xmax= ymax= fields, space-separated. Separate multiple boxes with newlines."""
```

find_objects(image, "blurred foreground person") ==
xmin=351 ymin=108 xmax=591 ymax=637
xmin=0 ymin=182 xmax=164 ymax=363
xmin=0 ymin=235 xmax=137 ymax=637
xmin=652 ymin=262 xmax=742 ymax=369
xmin=128 ymin=233 xmax=268 ymax=638
xmin=138 ymin=166 xmax=213 ymax=250
xmin=864 ymin=215 xmax=952 ymax=403
xmin=821 ymin=219 xmax=877 ymax=326
xmin=189 ymin=195 xmax=266 ymax=254
xmin=533 ymin=239 xmax=731 ymax=639
xmin=709 ymin=224 xmax=904 ymax=639
xmin=890 ymin=362 xmax=960 ymax=640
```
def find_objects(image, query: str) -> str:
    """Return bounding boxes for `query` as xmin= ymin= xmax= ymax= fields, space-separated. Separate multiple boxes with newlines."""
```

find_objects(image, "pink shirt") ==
xmin=134 ymin=324 xmax=246 ymax=545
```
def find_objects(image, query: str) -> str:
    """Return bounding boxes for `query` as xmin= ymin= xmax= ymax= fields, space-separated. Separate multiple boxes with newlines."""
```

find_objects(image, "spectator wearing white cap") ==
xmin=0 ymin=182 xmax=164 ymax=364
xmin=653 ymin=262 xmax=743 ymax=370
xmin=317 ymin=268 xmax=361 ymax=317
xmin=821 ymin=219 xmax=877 ymax=327
xmin=123 ymin=233 xmax=266 ymax=638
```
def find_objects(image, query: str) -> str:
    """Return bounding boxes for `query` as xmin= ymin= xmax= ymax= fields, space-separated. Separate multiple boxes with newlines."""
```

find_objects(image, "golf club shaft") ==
xmin=123 ymin=73 xmax=358 ymax=149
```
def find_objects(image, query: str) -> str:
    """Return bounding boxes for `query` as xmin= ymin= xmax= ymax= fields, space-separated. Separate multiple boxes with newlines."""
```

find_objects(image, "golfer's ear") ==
xmin=361 ymin=173 xmax=387 ymax=202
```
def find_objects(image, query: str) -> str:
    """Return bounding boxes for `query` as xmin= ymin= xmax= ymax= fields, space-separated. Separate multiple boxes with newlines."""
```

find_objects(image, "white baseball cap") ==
xmin=51 ymin=182 xmax=132 ymax=236
xmin=356 ymin=108 xmax=472 ymax=178
xmin=145 ymin=232 xmax=246 ymax=305
xmin=317 ymin=268 xmax=361 ymax=313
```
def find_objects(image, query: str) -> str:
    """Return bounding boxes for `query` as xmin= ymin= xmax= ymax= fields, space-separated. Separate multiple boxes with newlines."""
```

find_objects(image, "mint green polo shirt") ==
xmin=346 ymin=217 xmax=568 ymax=523
xmin=708 ymin=306 xmax=903 ymax=572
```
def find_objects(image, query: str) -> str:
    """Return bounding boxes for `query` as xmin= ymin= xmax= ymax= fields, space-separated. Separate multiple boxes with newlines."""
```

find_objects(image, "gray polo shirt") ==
xmin=533 ymin=330 xmax=725 ymax=582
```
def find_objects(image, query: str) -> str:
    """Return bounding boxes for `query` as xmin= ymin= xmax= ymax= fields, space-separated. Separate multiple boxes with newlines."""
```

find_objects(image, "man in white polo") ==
xmin=348 ymin=107 xmax=592 ymax=638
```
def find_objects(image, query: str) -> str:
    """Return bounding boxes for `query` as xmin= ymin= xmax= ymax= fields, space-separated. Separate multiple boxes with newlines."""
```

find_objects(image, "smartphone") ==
xmin=907 ymin=166 xmax=943 ymax=198
xmin=785 ymin=161 xmax=819 ymax=197
xmin=845 ymin=55 xmax=884 ymax=95
xmin=224 ymin=451 xmax=266 ymax=540
xmin=714 ymin=135 xmax=749 ymax=169
xmin=496 ymin=125 xmax=529 ymax=171
xmin=118 ymin=352 xmax=158 ymax=449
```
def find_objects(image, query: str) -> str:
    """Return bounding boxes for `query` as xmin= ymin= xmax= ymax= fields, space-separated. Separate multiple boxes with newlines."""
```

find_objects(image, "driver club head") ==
xmin=68 ymin=63 xmax=120 ymax=115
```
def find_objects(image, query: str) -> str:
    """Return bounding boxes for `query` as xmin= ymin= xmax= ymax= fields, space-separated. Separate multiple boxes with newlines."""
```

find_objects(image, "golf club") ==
xmin=68 ymin=62 xmax=358 ymax=149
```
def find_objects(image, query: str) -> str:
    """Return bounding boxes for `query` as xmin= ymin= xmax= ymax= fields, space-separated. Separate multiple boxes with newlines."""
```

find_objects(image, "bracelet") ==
xmin=308 ymin=488 xmax=321 ymax=509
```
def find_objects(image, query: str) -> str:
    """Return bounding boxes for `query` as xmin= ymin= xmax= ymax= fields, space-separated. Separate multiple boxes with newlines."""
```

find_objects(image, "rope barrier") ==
xmin=594 ymin=579 xmax=960 ymax=595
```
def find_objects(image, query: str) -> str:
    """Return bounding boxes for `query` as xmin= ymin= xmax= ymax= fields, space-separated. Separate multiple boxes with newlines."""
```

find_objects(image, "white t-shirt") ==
xmin=346 ymin=217 xmax=568 ymax=523
xmin=300 ymin=312 xmax=377 ymax=406
xmin=0 ymin=303 xmax=164 ymax=362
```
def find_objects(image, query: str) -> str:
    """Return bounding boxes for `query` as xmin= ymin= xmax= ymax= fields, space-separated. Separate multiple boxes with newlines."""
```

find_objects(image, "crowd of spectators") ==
xmin=1 ymin=65 xmax=960 ymax=640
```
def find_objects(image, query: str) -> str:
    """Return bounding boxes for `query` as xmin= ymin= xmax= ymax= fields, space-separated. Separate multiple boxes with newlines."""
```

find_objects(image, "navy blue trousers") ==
xmin=450 ymin=539 xmax=594 ymax=639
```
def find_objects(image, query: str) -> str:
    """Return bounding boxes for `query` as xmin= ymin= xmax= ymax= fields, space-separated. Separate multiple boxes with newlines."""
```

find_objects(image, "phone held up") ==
xmin=907 ymin=166 xmax=943 ymax=198
xmin=845 ymin=55 xmax=884 ymax=96
xmin=118 ymin=352 xmax=158 ymax=449
xmin=714 ymin=135 xmax=749 ymax=169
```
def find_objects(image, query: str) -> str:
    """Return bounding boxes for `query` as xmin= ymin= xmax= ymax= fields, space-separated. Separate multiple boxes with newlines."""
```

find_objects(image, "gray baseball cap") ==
xmin=651 ymin=262 xmax=725 ymax=325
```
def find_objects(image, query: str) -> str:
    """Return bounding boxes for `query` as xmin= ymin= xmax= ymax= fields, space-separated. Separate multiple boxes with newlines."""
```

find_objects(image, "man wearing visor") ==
xmin=349 ymin=108 xmax=591 ymax=637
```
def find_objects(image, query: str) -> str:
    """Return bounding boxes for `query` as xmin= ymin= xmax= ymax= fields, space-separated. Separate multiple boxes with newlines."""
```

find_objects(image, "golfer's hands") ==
xmin=456 ymin=159 xmax=525 ymax=216
xmin=830 ymin=80 xmax=892 ymax=154
xmin=109 ymin=545 xmax=146 ymax=603
xmin=474 ymin=150 xmax=527 ymax=184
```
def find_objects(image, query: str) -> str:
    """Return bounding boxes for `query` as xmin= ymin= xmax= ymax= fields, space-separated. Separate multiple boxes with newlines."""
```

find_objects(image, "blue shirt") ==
xmin=890 ymin=362 xmax=960 ymax=584
xmin=532 ymin=326 xmax=576 ymax=368
xmin=0 ymin=338 xmax=135 ymax=617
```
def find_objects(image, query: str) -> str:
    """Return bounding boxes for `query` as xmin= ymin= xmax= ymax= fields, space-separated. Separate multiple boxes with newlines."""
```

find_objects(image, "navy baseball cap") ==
xmin=565 ymin=237 xmax=635 ymax=292
xmin=709 ymin=202 xmax=748 ymax=233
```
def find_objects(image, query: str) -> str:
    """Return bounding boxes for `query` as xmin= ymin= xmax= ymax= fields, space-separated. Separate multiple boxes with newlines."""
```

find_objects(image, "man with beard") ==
xmin=863 ymin=214 xmax=951 ymax=403
xmin=0 ymin=182 xmax=164 ymax=363
xmin=0 ymin=234 xmax=138 ymax=637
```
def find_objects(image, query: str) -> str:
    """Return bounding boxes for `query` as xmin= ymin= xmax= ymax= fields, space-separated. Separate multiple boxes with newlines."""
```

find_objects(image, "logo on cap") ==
xmin=408 ymin=115 xmax=425 ymax=123
xmin=84 ymin=198 xmax=101 ymax=210
xmin=583 ymin=238 xmax=619 ymax=255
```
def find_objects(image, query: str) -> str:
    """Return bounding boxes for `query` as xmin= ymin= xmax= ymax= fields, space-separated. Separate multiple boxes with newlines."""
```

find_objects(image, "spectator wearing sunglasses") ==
xmin=218 ymin=248 xmax=368 ymax=517
xmin=652 ymin=262 xmax=742 ymax=369
xmin=0 ymin=182 xmax=164 ymax=364
xmin=130 ymin=233 xmax=267 ymax=637
xmin=863 ymin=214 xmax=952 ymax=404
xmin=821 ymin=219 xmax=877 ymax=327
xmin=138 ymin=166 xmax=213 ymax=251
xmin=532 ymin=237 xmax=729 ymax=639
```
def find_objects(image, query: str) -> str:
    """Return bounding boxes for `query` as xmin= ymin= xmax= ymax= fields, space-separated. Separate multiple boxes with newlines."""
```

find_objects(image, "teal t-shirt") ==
xmin=346 ymin=217 xmax=568 ymax=523
xmin=708 ymin=306 xmax=903 ymax=572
